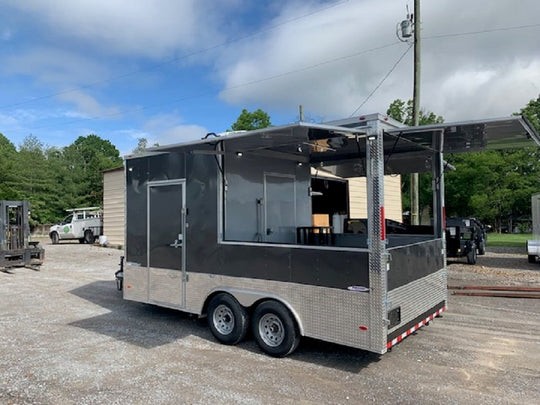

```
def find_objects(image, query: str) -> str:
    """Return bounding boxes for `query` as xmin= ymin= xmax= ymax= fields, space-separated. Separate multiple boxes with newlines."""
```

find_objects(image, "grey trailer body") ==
xmin=122 ymin=114 xmax=539 ymax=356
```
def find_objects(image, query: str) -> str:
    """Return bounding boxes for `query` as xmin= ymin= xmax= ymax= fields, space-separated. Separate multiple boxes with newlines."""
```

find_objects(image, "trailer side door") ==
xmin=147 ymin=180 xmax=186 ymax=307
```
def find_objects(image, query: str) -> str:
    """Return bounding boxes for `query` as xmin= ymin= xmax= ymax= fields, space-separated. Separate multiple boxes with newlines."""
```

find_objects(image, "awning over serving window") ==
xmin=143 ymin=115 xmax=539 ymax=176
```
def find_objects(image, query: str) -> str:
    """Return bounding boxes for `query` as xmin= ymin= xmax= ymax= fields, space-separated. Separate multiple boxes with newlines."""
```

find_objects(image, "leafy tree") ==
xmin=132 ymin=137 xmax=159 ymax=154
xmin=230 ymin=108 xmax=271 ymax=131
xmin=445 ymin=148 xmax=539 ymax=231
xmin=0 ymin=133 xmax=18 ymax=199
xmin=10 ymin=135 xmax=58 ymax=222
xmin=62 ymin=134 xmax=122 ymax=208
xmin=133 ymin=138 xmax=149 ymax=154
xmin=387 ymin=99 xmax=444 ymax=126
xmin=45 ymin=146 xmax=77 ymax=221
xmin=518 ymin=94 xmax=540 ymax=130
xmin=0 ymin=132 xmax=122 ymax=223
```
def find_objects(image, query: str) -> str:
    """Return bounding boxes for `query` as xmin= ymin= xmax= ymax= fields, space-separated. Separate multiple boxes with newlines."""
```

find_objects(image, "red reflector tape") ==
xmin=359 ymin=325 xmax=368 ymax=331
xmin=380 ymin=206 xmax=386 ymax=240
xmin=386 ymin=306 xmax=446 ymax=349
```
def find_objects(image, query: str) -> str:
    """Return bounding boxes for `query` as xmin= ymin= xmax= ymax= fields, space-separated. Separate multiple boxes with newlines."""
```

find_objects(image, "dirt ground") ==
xmin=1 ymin=241 xmax=539 ymax=405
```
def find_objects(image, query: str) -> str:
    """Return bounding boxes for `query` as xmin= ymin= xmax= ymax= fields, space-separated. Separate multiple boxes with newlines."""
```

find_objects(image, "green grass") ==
xmin=487 ymin=233 xmax=533 ymax=247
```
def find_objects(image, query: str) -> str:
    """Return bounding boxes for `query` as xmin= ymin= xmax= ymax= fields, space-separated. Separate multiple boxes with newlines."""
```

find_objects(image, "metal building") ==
xmin=102 ymin=167 xmax=125 ymax=247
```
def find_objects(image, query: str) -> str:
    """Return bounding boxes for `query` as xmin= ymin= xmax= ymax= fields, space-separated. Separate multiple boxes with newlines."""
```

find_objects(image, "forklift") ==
xmin=1 ymin=201 xmax=44 ymax=271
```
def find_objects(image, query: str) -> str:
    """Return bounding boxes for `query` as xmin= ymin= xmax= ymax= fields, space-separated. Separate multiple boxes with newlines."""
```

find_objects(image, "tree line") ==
xmin=0 ymin=133 xmax=122 ymax=225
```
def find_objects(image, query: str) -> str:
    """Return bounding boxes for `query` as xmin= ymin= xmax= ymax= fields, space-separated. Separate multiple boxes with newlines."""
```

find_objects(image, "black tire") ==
xmin=252 ymin=300 xmax=300 ymax=357
xmin=207 ymin=293 xmax=249 ymax=345
xmin=78 ymin=238 xmax=85 ymax=244
xmin=478 ymin=239 xmax=486 ymax=255
xmin=529 ymin=255 xmax=537 ymax=264
xmin=467 ymin=246 xmax=477 ymax=265
xmin=84 ymin=230 xmax=94 ymax=244
xmin=50 ymin=232 xmax=59 ymax=244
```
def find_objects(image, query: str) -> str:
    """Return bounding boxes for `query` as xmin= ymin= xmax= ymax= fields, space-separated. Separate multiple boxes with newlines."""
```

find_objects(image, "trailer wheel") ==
xmin=207 ymin=293 xmax=249 ymax=345
xmin=252 ymin=301 xmax=300 ymax=357
xmin=467 ymin=246 xmax=477 ymax=265
xmin=84 ymin=230 xmax=94 ymax=244
xmin=529 ymin=255 xmax=537 ymax=264
xmin=50 ymin=232 xmax=59 ymax=245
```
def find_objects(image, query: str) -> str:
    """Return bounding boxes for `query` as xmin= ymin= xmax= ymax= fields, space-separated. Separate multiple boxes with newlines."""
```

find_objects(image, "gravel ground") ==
xmin=1 ymin=241 xmax=539 ymax=405
xmin=448 ymin=246 xmax=540 ymax=286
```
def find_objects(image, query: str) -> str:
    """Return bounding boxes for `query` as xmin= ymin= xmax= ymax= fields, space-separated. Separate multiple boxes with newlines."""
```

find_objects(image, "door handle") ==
xmin=169 ymin=239 xmax=183 ymax=248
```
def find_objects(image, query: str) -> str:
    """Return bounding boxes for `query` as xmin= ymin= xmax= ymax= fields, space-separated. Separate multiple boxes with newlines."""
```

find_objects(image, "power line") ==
xmin=349 ymin=43 xmax=413 ymax=117
xmin=23 ymin=42 xmax=403 ymax=132
xmin=4 ymin=17 xmax=539 ymax=132
xmin=0 ymin=0 xmax=350 ymax=111
xmin=424 ymin=23 xmax=540 ymax=40
xmin=5 ymin=6 xmax=535 ymax=113
xmin=346 ymin=22 xmax=540 ymax=118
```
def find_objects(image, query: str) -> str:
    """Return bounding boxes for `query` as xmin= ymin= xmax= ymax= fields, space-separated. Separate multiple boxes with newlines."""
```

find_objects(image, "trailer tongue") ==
xmin=119 ymin=114 xmax=539 ymax=356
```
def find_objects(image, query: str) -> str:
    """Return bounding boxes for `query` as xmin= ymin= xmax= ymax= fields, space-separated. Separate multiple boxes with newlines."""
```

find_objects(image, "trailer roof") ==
xmin=139 ymin=121 xmax=362 ymax=153
xmin=131 ymin=115 xmax=538 ymax=176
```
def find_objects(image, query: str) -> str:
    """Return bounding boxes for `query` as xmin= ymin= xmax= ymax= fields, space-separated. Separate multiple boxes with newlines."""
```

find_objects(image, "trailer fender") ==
xmin=204 ymin=287 xmax=305 ymax=336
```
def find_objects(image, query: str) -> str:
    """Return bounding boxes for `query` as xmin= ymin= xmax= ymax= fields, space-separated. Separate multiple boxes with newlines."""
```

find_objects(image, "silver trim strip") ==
xmin=218 ymin=240 xmax=370 ymax=253
xmin=387 ymin=238 xmax=442 ymax=250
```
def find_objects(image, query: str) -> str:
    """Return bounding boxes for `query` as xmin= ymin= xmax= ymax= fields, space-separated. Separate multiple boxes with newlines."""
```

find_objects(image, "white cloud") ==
xmin=0 ymin=107 xmax=79 ymax=130
xmin=143 ymin=112 xmax=208 ymax=145
xmin=58 ymin=90 xmax=120 ymax=118
xmin=216 ymin=0 xmax=540 ymax=122
xmin=1 ymin=0 xmax=227 ymax=59
xmin=155 ymin=124 xmax=209 ymax=145
xmin=218 ymin=0 xmax=406 ymax=119
xmin=428 ymin=59 xmax=540 ymax=121
xmin=1 ymin=0 xmax=539 ymax=149
xmin=0 ymin=111 xmax=18 ymax=127
xmin=2 ymin=47 xmax=110 ymax=86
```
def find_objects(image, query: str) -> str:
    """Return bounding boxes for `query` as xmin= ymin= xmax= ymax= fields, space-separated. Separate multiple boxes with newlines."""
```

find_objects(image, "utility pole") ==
xmin=410 ymin=0 xmax=421 ymax=225
xmin=397 ymin=1 xmax=421 ymax=225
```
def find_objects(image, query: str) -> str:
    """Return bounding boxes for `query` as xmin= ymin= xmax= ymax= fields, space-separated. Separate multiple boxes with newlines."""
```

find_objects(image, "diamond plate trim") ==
xmin=185 ymin=272 xmax=373 ymax=351
xmin=387 ymin=268 xmax=447 ymax=335
xmin=367 ymin=124 xmax=388 ymax=353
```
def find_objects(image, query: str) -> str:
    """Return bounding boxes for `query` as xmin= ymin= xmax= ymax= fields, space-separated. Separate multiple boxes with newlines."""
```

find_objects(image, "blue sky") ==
xmin=1 ymin=0 xmax=539 ymax=155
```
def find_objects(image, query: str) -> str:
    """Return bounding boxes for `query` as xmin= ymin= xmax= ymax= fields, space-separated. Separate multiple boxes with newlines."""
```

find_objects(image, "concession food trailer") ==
xmin=119 ymin=113 xmax=539 ymax=356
